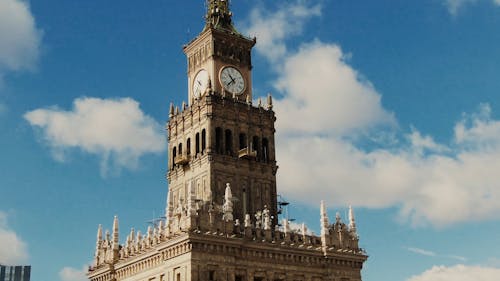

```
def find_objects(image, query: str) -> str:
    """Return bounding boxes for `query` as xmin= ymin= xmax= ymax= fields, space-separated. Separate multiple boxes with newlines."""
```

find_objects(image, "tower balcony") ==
xmin=238 ymin=147 xmax=257 ymax=159
xmin=174 ymin=155 xmax=190 ymax=165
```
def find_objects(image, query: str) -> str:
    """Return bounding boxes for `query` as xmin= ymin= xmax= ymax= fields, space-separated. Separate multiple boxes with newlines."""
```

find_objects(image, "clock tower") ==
xmin=167 ymin=0 xmax=279 ymax=228
xmin=88 ymin=2 xmax=368 ymax=281
xmin=185 ymin=0 xmax=255 ymax=104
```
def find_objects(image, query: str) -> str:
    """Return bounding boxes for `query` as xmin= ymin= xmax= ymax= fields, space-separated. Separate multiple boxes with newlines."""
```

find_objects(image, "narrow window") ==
xmin=209 ymin=271 xmax=215 ymax=281
xmin=195 ymin=133 xmax=200 ymax=156
xmin=178 ymin=143 xmax=183 ymax=156
xmin=262 ymin=138 xmax=269 ymax=162
xmin=239 ymin=133 xmax=246 ymax=150
xmin=186 ymin=138 xmax=191 ymax=156
xmin=225 ymin=129 xmax=233 ymax=155
xmin=215 ymin=127 xmax=223 ymax=154
xmin=172 ymin=147 xmax=177 ymax=166
xmin=252 ymin=136 xmax=259 ymax=159
xmin=201 ymin=129 xmax=207 ymax=153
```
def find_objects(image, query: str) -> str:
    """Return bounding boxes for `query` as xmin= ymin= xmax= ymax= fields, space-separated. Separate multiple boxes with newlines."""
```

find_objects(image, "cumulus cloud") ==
xmin=407 ymin=264 xmax=500 ymax=281
xmin=24 ymin=97 xmax=165 ymax=176
xmin=0 ymin=0 xmax=42 ymax=82
xmin=0 ymin=211 xmax=29 ymax=264
xmin=242 ymin=1 xmax=321 ymax=62
xmin=244 ymin=1 xmax=500 ymax=227
xmin=274 ymin=41 xmax=396 ymax=135
xmin=59 ymin=266 xmax=88 ymax=281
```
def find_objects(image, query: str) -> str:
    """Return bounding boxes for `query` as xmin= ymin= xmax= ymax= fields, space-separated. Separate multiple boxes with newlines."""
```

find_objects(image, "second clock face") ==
xmin=193 ymin=69 xmax=209 ymax=98
xmin=220 ymin=66 xmax=245 ymax=95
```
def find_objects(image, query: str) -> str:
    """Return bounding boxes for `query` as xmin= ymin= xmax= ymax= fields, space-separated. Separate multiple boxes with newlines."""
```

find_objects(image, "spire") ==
xmin=349 ymin=205 xmax=357 ymax=234
xmin=267 ymin=93 xmax=273 ymax=110
xmin=205 ymin=0 xmax=237 ymax=33
xmin=169 ymin=103 xmax=174 ymax=118
xmin=320 ymin=201 xmax=329 ymax=236
xmin=96 ymin=224 xmax=103 ymax=243
xmin=94 ymin=224 xmax=103 ymax=266
xmin=222 ymin=183 xmax=234 ymax=221
xmin=112 ymin=216 xmax=119 ymax=250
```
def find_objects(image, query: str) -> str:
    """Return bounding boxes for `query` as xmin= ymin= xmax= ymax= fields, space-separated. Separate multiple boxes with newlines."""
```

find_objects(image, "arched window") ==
xmin=186 ymin=138 xmax=191 ymax=156
xmin=172 ymin=147 xmax=177 ymax=168
xmin=201 ymin=129 xmax=206 ymax=153
xmin=262 ymin=138 xmax=269 ymax=163
xmin=195 ymin=133 xmax=200 ymax=156
xmin=215 ymin=127 xmax=223 ymax=154
xmin=225 ymin=129 xmax=233 ymax=155
xmin=252 ymin=136 xmax=260 ymax=159
xmin=239 ymin=133 xmax=247 ymax=150
xmin=178 ymin=143 xmax=183 ymax=156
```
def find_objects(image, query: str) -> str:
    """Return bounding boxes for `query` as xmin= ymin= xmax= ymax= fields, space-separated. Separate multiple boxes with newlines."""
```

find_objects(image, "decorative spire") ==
xmin=205 ymin=0 xmax=237 ymax=33
xmin=349 ymin=205 xmax=357 ymax=234
xmin=320 ymin=201 xmax=329 ymax=236
xmin=267 ymin=93 xmax=273 ymax=110
xmin=94 ymin=224 xmax=103 ymax=266
xmin=222 ymin=183 xmax=234 ymax=221
xmin=96 ymin=224 xmax=103 ymax=243
xmin=112 ymin=216 xmax=119 ymax=250
xmin=169 ymin=103 xmax=174 ymax=118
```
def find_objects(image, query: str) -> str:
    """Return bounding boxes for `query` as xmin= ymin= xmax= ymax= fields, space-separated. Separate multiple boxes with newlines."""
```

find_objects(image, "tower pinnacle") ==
xmin=205 ymin=0 xmax=237 ymax=33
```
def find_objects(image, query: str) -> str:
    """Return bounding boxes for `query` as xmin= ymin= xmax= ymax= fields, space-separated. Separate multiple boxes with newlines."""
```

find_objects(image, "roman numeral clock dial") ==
xmin=220 ymin=66 xmax=245 ymax=95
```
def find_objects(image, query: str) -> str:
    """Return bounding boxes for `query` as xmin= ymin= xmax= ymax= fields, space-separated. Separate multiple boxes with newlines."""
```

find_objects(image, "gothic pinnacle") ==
xmin=169 ymin=103 xmax=174 ymax=118
xmin=349 ymin=205 xmax=357 ymax=234
xmin=205 ymin=0 xmax=237 ymax=33
xmin=112 ymin=215 xmax=119 ymax=250
xmin=267 ymin=93 xmax=273 ymax=110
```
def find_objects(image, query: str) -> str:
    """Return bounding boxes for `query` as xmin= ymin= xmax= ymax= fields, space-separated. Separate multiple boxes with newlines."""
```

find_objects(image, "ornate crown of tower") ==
xmin=184 ymin=0 xmax=256 ymax=106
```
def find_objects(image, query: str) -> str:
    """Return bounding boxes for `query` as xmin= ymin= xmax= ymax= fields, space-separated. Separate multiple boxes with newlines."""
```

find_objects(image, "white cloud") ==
xmin=445 ymin=0 xmax=500 ymax=15
xmin=24 ymin=97 xmax=165 ymax=176
xmin=407 ymin=264 xmax=500 ymax=281
xmin=0 ymin=211 xmax=29 ymax=264
xmin=408 ymin=247 xmax=437 ymax=257
xmin=0 ymin=0 xmax=41 ymax=82
xmin=274 ymin=41 xmax=396 ymax=136
xmin=59 ymin=266 xmax=88 ymax=281
xmin=245 ymin=1 xmax=500 ymax=227
xmin=406 ymin=247 xmax=467 ymax=261
xmin=242 ymin=1 xmax=321 ymax=62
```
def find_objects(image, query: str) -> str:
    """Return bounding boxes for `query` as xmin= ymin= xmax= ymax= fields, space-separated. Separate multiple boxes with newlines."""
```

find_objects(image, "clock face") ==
xmin=220 ymin=66 xmax=245 ymax=95
xmin=192 ymin=69 xmax=209 ymax=98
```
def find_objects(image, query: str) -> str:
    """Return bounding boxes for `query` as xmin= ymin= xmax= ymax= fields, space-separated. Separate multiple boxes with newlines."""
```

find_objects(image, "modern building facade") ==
xmin=0 ymin=265 xmax=31 ymax=281
xmin=87 ymin=1 xmax=368 ymax=281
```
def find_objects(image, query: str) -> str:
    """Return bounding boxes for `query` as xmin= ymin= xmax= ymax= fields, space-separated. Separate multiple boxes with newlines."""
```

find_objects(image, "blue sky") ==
xmin=1 ymin=0 xmax=500 ymax=281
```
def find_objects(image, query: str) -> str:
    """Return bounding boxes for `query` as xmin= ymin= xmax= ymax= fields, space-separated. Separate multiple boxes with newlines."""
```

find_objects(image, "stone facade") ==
xmin=87 ymin=1 xmax=367 ymax=281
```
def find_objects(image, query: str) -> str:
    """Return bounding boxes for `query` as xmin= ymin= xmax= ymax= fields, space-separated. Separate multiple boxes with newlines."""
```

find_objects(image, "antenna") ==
xmin=146 ymin=210 xmax=166 ymax=228
xmin=277 ymin=194 xmax=295 ymax=226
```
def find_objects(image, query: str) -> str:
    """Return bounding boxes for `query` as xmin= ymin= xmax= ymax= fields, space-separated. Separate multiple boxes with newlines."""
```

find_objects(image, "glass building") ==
xmin=0 ymin=265 xmax=31 ymax=281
